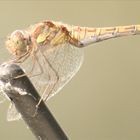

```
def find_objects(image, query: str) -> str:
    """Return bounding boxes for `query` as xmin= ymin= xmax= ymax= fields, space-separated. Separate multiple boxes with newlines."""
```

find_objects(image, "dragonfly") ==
xmin=1 ymin=20 xmax=140 ymax=121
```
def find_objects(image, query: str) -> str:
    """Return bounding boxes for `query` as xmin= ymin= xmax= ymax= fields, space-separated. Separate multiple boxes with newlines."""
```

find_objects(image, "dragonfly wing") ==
xmin=0 ymin=94 xmax=6 ymax=104
xmin=7 ymin=103 xmax=21 ymax=121
xmin=23 ymin=43 xmax=84 ymax=100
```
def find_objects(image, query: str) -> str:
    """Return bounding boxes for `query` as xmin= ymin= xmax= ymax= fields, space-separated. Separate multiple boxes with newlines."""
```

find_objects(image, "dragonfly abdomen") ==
xmin=71 ymin=25 xmax=140 ymax=47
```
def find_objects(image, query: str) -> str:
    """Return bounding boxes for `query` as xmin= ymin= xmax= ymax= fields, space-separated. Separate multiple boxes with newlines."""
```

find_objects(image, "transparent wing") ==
xmin=7 ymin=103 xmax=21 ymax=121
xmin=22 ymin=43 xmax=84 ymax=100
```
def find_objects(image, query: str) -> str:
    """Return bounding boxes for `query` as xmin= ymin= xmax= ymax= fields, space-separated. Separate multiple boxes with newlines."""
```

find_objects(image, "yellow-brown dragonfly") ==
xmin=3 ymin=20 xmax=140 ymax=120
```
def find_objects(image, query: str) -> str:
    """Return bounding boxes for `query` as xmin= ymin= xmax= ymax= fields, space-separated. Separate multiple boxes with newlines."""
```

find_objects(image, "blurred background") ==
xmin=0 ymin=0 xmax=140 ymax=140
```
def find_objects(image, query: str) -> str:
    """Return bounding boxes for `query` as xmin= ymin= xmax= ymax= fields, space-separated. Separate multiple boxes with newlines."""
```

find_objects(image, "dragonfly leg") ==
xmin=35 ymin=51 xmax=59 ymax=109
xmin=4 ymin=52 xmax=31 ymax=79
xmin=27 ymin=53 xmax=44 ymax=78
xmin=14 ymin=53 xmax=44 ymax=79
xmin=38 ymin=43 xmax=67 ymax=104
xmin=5 ymin=51 xmax=29 ymax=65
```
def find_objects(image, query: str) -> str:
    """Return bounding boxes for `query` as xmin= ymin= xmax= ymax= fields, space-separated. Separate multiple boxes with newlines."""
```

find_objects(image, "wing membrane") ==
xmin=22 ymin=43 xmax=84 ymax=100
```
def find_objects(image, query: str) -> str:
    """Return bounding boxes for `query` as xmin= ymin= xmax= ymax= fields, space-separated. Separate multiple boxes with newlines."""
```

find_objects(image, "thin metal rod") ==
xmin=0 ymin=63 xmax=68 ymax=140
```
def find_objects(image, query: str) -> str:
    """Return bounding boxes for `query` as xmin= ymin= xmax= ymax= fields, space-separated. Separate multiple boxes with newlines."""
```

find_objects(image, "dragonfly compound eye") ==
xmin=6 ymin=30 xmax=31 ymax=56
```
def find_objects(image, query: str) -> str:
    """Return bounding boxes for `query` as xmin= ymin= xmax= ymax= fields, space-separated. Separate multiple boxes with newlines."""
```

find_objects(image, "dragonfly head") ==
xmin=6 ymin=30 xmax=32 ymax=57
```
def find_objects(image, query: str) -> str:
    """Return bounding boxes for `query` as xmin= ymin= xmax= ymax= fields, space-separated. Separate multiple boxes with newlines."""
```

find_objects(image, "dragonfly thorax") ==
xmin=6 ymin=30 xmax=32 ymax=57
